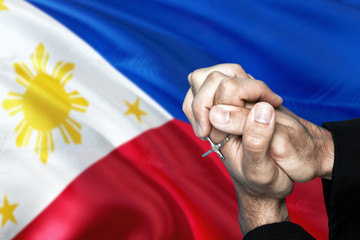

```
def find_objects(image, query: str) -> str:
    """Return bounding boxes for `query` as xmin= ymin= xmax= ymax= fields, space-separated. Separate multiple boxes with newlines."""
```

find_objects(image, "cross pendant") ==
xmin=202 ymin=135 xmax=232 ymax=160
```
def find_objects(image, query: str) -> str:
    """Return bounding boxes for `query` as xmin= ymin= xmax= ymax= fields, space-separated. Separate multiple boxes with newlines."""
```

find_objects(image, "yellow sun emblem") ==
xmin=0 ymin=0 xmax=9 ymax=11
xmin=2 ymin=43 xmax=89 ymax=164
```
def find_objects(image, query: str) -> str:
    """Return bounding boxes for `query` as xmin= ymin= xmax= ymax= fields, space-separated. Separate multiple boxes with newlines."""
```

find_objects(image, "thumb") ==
xmin=242 ymin=102 xmax=276 ymax=183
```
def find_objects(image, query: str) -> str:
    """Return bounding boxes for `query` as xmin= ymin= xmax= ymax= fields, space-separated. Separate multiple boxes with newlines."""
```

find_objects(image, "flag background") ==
xmin=1 ymin=0 xmax=360 ymax=239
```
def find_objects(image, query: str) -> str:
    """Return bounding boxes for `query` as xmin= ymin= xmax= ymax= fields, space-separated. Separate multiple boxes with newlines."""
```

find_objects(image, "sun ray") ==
xmin=40 ymin=130 xmax=49 ymax=163
xmin=2 ymin=98 xmax=22 ymax=113
xmin=70 ymin=96 xmax=89 ymax=108
xmin=70 ymin=106 xmax=87 ymax=113
xmin=67 ymin=117 xmax=81 ymax=130
xmin=14 ymin=63 xmax=32 ymax=86
xmin=55 ymin=63 xmax=74 ymax=83
xmin=24 ymin=127 xmax=33 ymax=146
xmin=42 ymin=53 xmax=49 ymax=73
xmin=49 ymin=131 xmax=54 ymax=152
xmin=61 ymin=73 xmax=72 ymax=87
xmin=69 ymin=91 xmax=79 ymax=97
xmin=8 ymin=92 xmax=23 ymax=98
xmin=0 ymin=0 xmax=9 ymax=11
xmin=52 ymin=61 xmax=63 ymax=77
xmin=33 ymin=43 xmax=45 ymax=73
xmin=59 ymin=124 xmax=70 ymax=144
xmin=63 ymin=121 xmax=81 ymax=144
xmin=22 ymin=63 xmax=34 ymax=79
xmin=16 ymin=77 xmax=30 ymax=88
xmin=35 ymin=131 xmax=42 ymax=154
xmin=15 ymin=119 xmax=26 ymax=133
xmin=8 ymin=107 xmax=22 ymax=116
xmin=30 ymin=54 xmax=38 ymax=73
xmin=16 ymin=122 xmax=31 ymax=147
xmin=2 ymin=98 xmax=22 ymax=110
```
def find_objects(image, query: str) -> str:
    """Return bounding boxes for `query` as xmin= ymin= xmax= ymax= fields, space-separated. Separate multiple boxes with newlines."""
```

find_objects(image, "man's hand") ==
xmin=209 ymin=104 xmax=335 ymax=182
xmin=183 ymin=63 xmax=334 ymax=182
xmin=183 ymin=64 xmax=283 ymax=138
xmin=226 ymin=102 xmax=292 ymax=234
xmin=183 ymin=64 xmax=293 ymax=234
xmin=182 ymin=63 xmax=334 ymax=235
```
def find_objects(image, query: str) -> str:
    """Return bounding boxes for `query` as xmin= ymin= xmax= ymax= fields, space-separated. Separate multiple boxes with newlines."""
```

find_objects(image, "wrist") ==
xmin=315 ymin=127 xmax=334 ymax=180
xmin=239 ymin=198 xmax=288 ymax=235
xmin=236 ymin=189 xmax=289 ymax=235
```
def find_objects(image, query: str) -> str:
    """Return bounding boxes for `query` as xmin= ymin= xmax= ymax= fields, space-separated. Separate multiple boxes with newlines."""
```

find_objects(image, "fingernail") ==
xmin=213 ymin=107 xmax=229 ymax=124
xmin=275 ymin=93 xmax=283 ymax=101
xmin=196 ymin=120 xmax=203 ymax=136
xmin=254 ymin=104 xmax=272 ymax=124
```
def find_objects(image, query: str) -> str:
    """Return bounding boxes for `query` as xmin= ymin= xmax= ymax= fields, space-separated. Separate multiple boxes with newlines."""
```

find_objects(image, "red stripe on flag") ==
xmin=14 ymin=120 xmax=240 ymax=239
xmin=14 ymin=120 xmax=328 ymax=239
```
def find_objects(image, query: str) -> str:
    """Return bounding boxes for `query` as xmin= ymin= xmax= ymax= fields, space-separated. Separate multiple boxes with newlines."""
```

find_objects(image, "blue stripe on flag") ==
xmin=27 ymin=0 xmax=360 ymax=124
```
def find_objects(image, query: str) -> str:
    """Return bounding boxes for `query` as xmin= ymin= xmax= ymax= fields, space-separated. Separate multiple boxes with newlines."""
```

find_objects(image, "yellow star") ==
xmin=0 ymin=195 xmax=18 ymax=227
xmin=0 ymin=0 xmax=9 ymax=11
xmin=124 ymin=97 xmax=147 ymax=123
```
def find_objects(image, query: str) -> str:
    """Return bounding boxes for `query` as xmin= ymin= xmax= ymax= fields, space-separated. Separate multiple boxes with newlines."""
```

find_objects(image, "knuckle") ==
xmin=187 ymin=72 xmax=193 ymax=83
xmin=243 ymin=133 xmax=270 ymax=152
xmin=191 ymin=98 xmax=203 ymax=117
xmin=206 ymin=71 xmax=224 ymax=82
xmin=288 ymin=120 xmax=302 ymax=133
xmin=230 ymin=63 xmax=243 ymax=69
xmin=191 ymin=68 xmax=202 ymax=78
xmin=182 ymin=101 xmax=190 ymax=115
xmin=232 ymin=78 xmax=253 ymax=98
xmin=189 ymin=68 xmax=205 ymax=85
xmin=218 ymin=77 xmax=236 ymax=94
xmin=228 ymin=64 xmax=245 ymax=76
xmin=215 ymin=78 xmax=237 ymax=104
xmin=247 ymin=73 xmax=255 ymax=79
xmin=245 ymin=171 xmax=274 ymax=193
xmin=219 ymin=76 xmax=236 ymax=87
xmin=245 ymin=170 xmax=259 ymax=184
xmin=270 ymin=132 xmax=290 ymax=159
xmin=255 ymin=174 xmax=274 ymax=186
xmin=254 ymin=79 xmax=267 ymax=89
xmin=229 ymin=63 xmax=243 ymax=70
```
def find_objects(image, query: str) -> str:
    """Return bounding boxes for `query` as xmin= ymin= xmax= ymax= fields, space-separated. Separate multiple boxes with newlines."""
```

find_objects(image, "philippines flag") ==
xmin=1 ymin=0 xmax=360 ymax=239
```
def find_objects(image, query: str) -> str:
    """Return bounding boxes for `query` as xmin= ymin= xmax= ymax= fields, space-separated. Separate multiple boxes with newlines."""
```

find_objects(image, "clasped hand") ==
xmin=182 ymin=64 xmax=334 ymax=234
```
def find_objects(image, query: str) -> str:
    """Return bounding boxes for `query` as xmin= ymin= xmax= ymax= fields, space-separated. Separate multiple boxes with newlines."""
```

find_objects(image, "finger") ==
xmin=183 ymin=89 xmax=202 ymax=137
xmin=209 ymin=104 xmax=301 ymax=136
xmin=214 ymin=78 xmax=283 ymax=108
xmin=183 ymin=89 xmax=193 ymax=119
xmin=247 ymin=73 xmax=255 ymax=79
xmin=270 ymin=122 xmax=315 ymax=183
xmin=192 ymin=71 xmax=230 ymax=137
xmin=242 ymin=102 xmax=277 ymax=185
xmin=209 ymin=105 xmax=250 ymax=135
xmin=183 ymin=85 xmax=229 ymax=139
xmin=269 ymin=124 xmax=298 ymax=180
xmin=208 ymin=127 xmax=230 ymax=149
xmin=188 ymin=63 xmax=249 ymax=93
xmin=187 ymin=73 xmax=196 ymax=95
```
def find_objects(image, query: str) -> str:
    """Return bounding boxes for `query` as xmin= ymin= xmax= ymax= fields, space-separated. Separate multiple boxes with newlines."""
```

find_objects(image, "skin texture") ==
xmin=182 ymin=64 xmax=334 ymax=235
